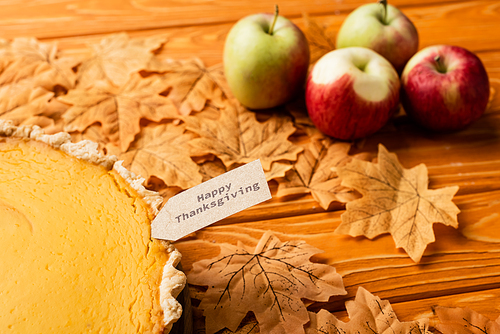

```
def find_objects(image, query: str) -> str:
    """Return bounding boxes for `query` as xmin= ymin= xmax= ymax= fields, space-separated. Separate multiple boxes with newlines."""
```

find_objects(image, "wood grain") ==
xmin=2 ymin=0 xmax=500 ymax=331
xmin=0 ymin=0 xmax=469 ymax=40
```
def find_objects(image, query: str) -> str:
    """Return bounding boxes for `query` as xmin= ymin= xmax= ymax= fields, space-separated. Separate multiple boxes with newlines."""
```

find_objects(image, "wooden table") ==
xmin=2 ymin=0 xmax=500 ymax=332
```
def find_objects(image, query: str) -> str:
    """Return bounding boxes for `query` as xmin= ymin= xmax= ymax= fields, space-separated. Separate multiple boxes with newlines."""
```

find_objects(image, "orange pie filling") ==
xmin=0 ymin=124 xmax=185 ymax=333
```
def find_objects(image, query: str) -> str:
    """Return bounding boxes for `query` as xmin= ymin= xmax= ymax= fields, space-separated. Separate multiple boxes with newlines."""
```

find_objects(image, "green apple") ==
xmin=336 ymin=0 xmax=418 ymax=73
xmin=223 ymin=6 xmax=310 ymax=109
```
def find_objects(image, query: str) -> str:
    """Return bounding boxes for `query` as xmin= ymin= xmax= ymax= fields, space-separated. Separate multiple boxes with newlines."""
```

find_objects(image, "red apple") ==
xmin=306 ymin=47 xmax=400 ymax=140
xmin=401 ymin=45 xmax=490 ymax=131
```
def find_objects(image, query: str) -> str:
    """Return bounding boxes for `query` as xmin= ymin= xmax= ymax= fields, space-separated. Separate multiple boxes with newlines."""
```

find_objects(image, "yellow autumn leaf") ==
xmin=117 ymin=122 xmax=203 ymax=190
xmin=149 ymin=58 xmax=229 ymax=116
xmin=0 ymin=38 xmax=78 ymax=125
xmin=77 ymin=32 xmax=166 ymax=88
xmin=59 ymin=73 xmax=179 ymax=152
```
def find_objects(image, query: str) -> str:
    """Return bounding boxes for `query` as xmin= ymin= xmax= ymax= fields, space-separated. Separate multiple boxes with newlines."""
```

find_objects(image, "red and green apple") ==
xmin=305 ymin=47 xmax=400 ymax=140
xmin=336 ymin=0 xmax=418 ymax=73
xmin=223 ymin=7 xmax=310 ymax=110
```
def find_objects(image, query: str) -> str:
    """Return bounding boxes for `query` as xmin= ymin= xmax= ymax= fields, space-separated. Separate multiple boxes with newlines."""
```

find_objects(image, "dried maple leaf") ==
xmin=0 ymin=37 xmax=77 ymax=90
xmin=302 ymin=14 xmax=336 ymax=64
xmin=77 ymin=32 xmax=166 ymax=88
xmin=0 ymin=82 xmax=54 ymax=124
xmin=335 ymin=144 xmax=460 ymax=262
xmin=276 ymin=136 xmax=367 ymax=210
xmin=148 ymin=58 xmax=229 ymax=116
xmin=188 ymin=231 xmax=346 ymax=334
xmin=0 ymin=38 xmax=78 ymax=124
xmin=185 ymin=101 xmax=303 ymax=172
xmin=199 ymin=159 xmax=291 ymax=184
xmin=59 ymin=73 xmax=179 ymax=152
xmin=306 ymin=287 xmax=430 ymax=334
xmin=116 ymin=122 xmax=202 ymax=190
xmin=435 ymin=306 xmax=500 ymax=334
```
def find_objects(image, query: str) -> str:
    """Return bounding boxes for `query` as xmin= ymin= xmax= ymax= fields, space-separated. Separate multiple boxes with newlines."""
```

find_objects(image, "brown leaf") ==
xmin=302 ymin=14 xmax=336 ymax=64
xmin=185 ymin=101 xmax=303 ymax=172
xmin=149 ymin=58 xmax=229 ymax=116
xmin=199 ymin=159 xmax=292 ymax=184
xmin=435 ymin=306 xmax=500 ymax=334
xmin=306 ymin=287 xmax=430 ymax=334
xmin=0 ymin=83 xmax=54 ymax=124
xmin=335 ymin=144 xmax=460 ymax=262
xmin=0 ymin=38 xmax=78 ymax=124
xmin=0 ymin=37 xmax=77 ymax=90
xmin=77 ymin=32 xmax=166 ymax=88
xmin=276 ymin=136 xmax=365 ymax=210
xmin=188 ymin=232 xmax=346 ymax=334
xmin=116 ymin=122 xmax=203 ymax=190
xmin=59 ymin=73 xmax=179 ymax=152
xmin=197 ymin=157 xmax=227 ymax=182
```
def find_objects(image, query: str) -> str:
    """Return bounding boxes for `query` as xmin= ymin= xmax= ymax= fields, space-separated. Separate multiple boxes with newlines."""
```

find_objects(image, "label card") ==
xmin=151 ymin=160 xmax=272 ymax=241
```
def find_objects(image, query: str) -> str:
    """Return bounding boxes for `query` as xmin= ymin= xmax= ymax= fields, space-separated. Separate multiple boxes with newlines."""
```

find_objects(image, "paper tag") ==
xmin=152 ymin=159 xmax=271 ymax=241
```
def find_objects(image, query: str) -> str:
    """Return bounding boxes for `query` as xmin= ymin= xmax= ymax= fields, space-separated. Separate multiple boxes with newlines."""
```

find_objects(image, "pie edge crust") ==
xmin=0 ymin=120 xmax=187 ymax=333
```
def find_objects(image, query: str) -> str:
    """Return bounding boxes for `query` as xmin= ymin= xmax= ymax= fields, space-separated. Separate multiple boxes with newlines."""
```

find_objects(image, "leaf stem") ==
xmin=268 ymin=4 xmax=279 ymax=35
xmin=377 ymin=0 xmax=388 ymax=25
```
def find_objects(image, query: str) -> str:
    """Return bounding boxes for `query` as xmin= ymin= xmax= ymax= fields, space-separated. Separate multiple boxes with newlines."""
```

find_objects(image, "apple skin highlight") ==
xmin=401 ymin=45 xmax=490 ymax=131
xmin=306 ymin=74 xmax=399 ymax=140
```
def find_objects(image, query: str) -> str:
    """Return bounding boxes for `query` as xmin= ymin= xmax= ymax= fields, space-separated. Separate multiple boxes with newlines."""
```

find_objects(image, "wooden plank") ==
xmin=175 ymin=189 xmax=500 ymax=315
xmin=0 ymin=0 xmax=469 ymax=40
xmin=40 ymin=0 xmax=500 ymax=69
xmin=328 ymin=287 xmax=500 ymax=325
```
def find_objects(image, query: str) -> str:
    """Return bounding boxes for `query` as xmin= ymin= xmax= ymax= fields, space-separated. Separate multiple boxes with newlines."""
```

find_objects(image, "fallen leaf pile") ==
xmin=0 ymin=32 xmax=365 ymax=205
xmin=187 ymin=232 xmax=347 ymax=334
xmin=306 ymin=287 xmax=431 ymax=334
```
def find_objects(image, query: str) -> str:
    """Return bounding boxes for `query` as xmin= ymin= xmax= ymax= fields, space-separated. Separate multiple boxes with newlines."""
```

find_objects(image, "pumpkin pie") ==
xmin=0 ymin=120 xmax=186 ymax=333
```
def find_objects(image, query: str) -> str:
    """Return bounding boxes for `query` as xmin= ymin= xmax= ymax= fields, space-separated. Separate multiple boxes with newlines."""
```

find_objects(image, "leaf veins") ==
xmin=0 ymin=38 xmax=78 ymax=126
xmin=77 ymin=32 xmax=166 ymax=88
xmin=149 ymin=58 xmax=229 ymax=116
xmin=435 ymin=306 xmax=500 ymax=334
xmin=116 ymin=122 xmax=203 ymax=190
xmin=188 ymin=232 xmax=346 ymax=334
xmin=306 ymin=287 xmax=431 ymax=334
xmin=185 ymin=100 xmax=303 ymax=172
xmin=335 ymin=144 xmax=460 ymax=262
xmin=59 ymin=73 xmax=179 ymax=152
xmin=276 ymin=135 xmax=368 ymax=210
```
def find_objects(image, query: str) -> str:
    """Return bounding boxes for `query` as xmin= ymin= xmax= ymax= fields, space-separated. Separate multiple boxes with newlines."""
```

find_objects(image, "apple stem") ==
xmin=268 ymin=4 xmax=279 ymax=35
xmin=434 ymin=55 xmax=447 ymax=73
xmin=377 ymin=0 xmax=388 ymax=24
